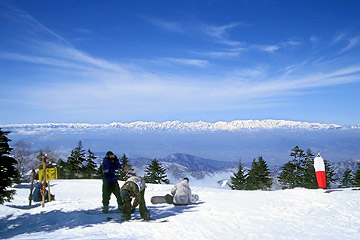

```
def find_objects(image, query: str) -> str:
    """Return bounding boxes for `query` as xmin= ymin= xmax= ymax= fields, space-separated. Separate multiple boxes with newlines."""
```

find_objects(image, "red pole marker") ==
xmin=313 ymin=152 xmax=326 ymax=189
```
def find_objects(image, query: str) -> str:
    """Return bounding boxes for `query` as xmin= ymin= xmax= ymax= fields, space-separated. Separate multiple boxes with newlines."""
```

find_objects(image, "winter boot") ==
xmin=102 ymin=205 xmax=108 ymax=213
xmin=121 ymin=213 xmax=131 ymax=221
xmin=165 ymin=194 xmax=173 ymax=204
xmin=141 ymin=211 xmax=151 ymax=221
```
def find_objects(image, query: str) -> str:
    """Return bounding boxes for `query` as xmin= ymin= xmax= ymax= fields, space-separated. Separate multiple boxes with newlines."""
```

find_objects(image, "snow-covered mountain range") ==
xmin=0 ymin=119 xmax=345 ymax=133
xmin=129 ymin=153 xmax=237 ymax=184
xmin=1 ymin=119 xmax=360 ymax=165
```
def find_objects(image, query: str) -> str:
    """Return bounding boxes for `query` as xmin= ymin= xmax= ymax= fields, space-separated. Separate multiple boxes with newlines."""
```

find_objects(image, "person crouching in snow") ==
xmin=165 ymin=177 xmax=192 ymax=205
xmin=120 ymin=176 xmax=151 ymax=221
xmin=102 ymin=151 xmax=123 ymax=213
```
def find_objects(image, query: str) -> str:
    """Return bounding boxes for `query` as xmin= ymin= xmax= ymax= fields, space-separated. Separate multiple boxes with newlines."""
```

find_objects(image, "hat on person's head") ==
xmin=106 ymin=151 xmax=117 ymax=159
xmin=183 ymin=177 xmax=189 ymax=182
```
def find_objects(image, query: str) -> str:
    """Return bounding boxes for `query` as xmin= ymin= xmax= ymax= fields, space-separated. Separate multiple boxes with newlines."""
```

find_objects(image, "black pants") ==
xmin=102 ymin=181 xmax=122 ymax=207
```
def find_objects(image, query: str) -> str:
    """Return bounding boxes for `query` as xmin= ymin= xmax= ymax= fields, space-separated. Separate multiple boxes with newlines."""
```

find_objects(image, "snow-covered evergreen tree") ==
xmin=56 ymin=159 xmax=68 ymax=179
xmin=67 ymin=141 xmax=86 ymax=178
xmin=278 ymin=161 xmax=298 ymax=189
xmin=339 ymin=169 xmax=353 ymax=188
xmin=246 ymin=156 xmax=272 ymax=190
xmin=301 ymin=149 xmax=317 ymax=189
xmin=324 ymin=160 xmax=338 ymax=187
xmin=229 ymin=161 xmax=247 ymax=190
xmin=279 ymin=146 xmax=317 ymax=189
xmin=0 ymin=128 xmax=18 ymax=204
xmin=352 ymin=163 xmax=360 ymax=187
xmin=144 ymin=158 xmax=170 ymax=184
xmin=117 ymin=154 xmax=135 ymax=181
xmin=82 ymin=149 xmax=97 ymax=178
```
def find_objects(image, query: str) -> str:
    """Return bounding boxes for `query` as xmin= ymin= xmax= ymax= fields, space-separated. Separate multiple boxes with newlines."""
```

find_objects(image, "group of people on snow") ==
xmin=29 ymin=151 xmax=193 ymax=220
xmin=101 ymin=151 xmax=193 ymax=221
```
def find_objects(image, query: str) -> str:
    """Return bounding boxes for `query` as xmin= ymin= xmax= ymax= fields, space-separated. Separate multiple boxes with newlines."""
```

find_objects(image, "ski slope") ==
xmin=1 ymin=179 xmax=359 ymax=240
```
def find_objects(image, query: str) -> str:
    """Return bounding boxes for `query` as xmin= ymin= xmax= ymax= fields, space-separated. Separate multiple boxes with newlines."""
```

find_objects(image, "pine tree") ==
xmin=290 ymin=146 xmax=305 ymax=166
xmin=301 ymin=149 xmax=317 ymax=189
xmin=324 ymin=160 xmax=338 ymax=188
xmin=66 ymin=141 xmax=86 ymax=178
xmin=56 ymin=159 xmax=68 ymax=179
xmin=246 ymin=156 xmax=272 ymax=190
xmin=278 ymin=146 xmax=305 ymax=189
xmin=82 ymin=149 xmax=97 ymax=179
xmin=0 ymin=128 xmax=18 ymax=204
xmin=144 ymin=158 xmax=170 ymax=184
xmin=339 ymin=169 xmax=353 ymax=188
xmin=117 ymin=154 xmax=135 ymax=181
xmin=352 ymin=163 xmax=360 ymax=187
xmin=246 ymin=159 xmax=259 ymax=190
xmin=95 ymin=164 xmax=103 ymax=179
xmin=257 ymin=156 xmax=272 ymax=189
xmin=278 ymin=161 xmax=298 ymax=189
xmin=229 ymin=161 xmax=247 ymax=190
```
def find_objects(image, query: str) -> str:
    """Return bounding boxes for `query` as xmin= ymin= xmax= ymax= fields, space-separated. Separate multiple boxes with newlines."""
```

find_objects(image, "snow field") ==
xmin=1 ymin=179 xmax=359 ymax=240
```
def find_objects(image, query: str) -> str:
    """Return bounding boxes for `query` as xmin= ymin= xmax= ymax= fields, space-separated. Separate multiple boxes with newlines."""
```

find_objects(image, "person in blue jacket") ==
xmin=102 ymin=151 xmax=122 ymax=213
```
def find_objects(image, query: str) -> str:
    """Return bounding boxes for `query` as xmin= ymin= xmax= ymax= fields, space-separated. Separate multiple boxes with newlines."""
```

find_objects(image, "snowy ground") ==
xmin=1 ymin=179 xmax=359 ymax=240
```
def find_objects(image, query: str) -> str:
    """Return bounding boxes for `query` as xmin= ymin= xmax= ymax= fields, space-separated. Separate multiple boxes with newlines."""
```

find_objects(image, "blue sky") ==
xmin=1 ymin=0 xmax=360 ymax=125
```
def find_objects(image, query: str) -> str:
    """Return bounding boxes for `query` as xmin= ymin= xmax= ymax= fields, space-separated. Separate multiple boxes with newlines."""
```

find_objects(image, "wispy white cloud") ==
xmin=252 ymin=40 xmax=299 ymax=54
xmin=1 ymin=3 xmax=68 ymax=45
xmin=339 ymin=36 xmax=360 ymax=54
xmin=233 ymin=66 xmax=268 ymax=79
xmin=194 ymin=48 xmax=246 ymax=58
xmin=201 ymin=22 xmax=239 ymax=38
xmin=139 ymin=16 xmax=302 ymax=57
xmin=161 ymin=58 xmax=209 ymax=68
xmin=282 ymin=40 xmax=301 ymax=47
xmin=258 ymin=45 xmax=280 ymax=53
xmin=331 ymin=33 xmax=346 ymax=45
xmin=0 ymin=52 xmax=94 ymax=71
xmin=200 ymin=22 xmax=243 ymax=46
xmin=1 ymin=4 xmax=126 ymax=74
xmin=141 ymin=16 xmax=184 ymax=33
xmin=310 ymin=36 xmax=319 ymax=43
xmin=73 ymin=28 xmax=93 ymax=35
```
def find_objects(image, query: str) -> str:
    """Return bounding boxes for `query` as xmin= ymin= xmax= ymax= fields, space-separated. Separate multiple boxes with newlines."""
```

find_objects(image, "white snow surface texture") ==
xmin=1 ymin=179 xmax=359 ymax=240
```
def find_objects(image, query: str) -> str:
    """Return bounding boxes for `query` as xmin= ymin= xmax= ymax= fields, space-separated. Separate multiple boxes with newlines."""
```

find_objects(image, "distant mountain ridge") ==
xmin=0 ymin=119 xmax=345 ymax=133
xmin=2 ymin=119 xmax=359 ymax=165
xmin=128 ymin=153 xmax=237 ymax=181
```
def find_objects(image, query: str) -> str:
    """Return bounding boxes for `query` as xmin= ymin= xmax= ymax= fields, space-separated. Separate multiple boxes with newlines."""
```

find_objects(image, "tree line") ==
xmin=57 ymin=140 xmax=170 ymax=184
xmin=229 ymin=145 xmax=360 ymax=190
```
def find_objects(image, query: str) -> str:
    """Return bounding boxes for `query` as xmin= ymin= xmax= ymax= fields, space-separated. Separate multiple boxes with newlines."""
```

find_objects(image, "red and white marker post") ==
xmin=313 ymin=152 xmax=326 ymax=189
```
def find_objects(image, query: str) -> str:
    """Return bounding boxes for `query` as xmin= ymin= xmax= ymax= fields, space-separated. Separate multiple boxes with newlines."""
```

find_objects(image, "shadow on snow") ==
xmin=0 ymin=203 xmax=203 ymax=239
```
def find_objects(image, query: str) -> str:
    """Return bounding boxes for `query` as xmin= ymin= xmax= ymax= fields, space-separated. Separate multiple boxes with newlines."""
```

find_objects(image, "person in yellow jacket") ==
xmin=120 ymin=176 xmax=151 ymax=221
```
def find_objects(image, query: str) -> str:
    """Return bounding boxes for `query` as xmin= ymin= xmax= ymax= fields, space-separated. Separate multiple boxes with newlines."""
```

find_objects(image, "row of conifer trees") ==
xmin=56 ymin=141 xmax=170 ymax=184
xmin=229 ymin=145 xmax=360 ymax=190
